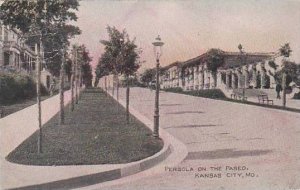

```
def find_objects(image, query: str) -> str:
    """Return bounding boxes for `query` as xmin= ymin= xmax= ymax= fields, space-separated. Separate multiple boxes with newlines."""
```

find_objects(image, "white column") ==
xmin=193 ymin=66 xmax=198 ymax=90
xmin=216 ymin=71 xmax=222 ymax=88
xmin=244 ymin=67 xmax=249 ymax=88
xmin=189 ymin=67 xmax=193 ymax=90
xmin=226 ymin=71 xmax=230 ymax=88
xmin=178 ymin=69 xmax=183 ymax=88
xmin=231 ymin=71 xmax=236 ymax=89
xmin=203 ymin=69 xmax=209 ymax=89
xmin=252 ymin=66 xmax=257 ymax=88
xmin=237 ymin=69 xmax=242 ymax=89
xmin=184 ymin=69 xmax=188 ymax=91
xmin=261 ymin=64 xmax=266 ymax=89
xmin=210 ymin=71 xmax=215 ymax=89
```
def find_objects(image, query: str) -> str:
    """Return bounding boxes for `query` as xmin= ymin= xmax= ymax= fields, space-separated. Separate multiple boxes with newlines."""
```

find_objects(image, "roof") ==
xmin=162 ymin=49 xmax=275 ymax=71
xmin=221 ymin=52 xmax=275 ymax=69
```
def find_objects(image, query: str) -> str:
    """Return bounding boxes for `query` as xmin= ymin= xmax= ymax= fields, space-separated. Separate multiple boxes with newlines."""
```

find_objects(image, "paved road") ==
xmin=93 ymin=87 xmax=300 ymax=190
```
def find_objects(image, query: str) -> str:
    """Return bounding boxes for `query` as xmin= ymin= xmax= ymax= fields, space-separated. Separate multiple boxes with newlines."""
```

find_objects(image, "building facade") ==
xmin=0 ymin=22 xmax=53 ymax=89
xmin=160 ymin=50 xmax=279 ymax=92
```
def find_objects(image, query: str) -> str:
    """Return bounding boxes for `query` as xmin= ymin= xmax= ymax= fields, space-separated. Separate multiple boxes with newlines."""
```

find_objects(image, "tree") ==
xmin=141 ymin=68 xmax=155 ymax=86
xmin=0 ymin=0 xmax=80 ymax=153
xmin=205 ymin=49 xmax=225 ymax=87
xmin=95 ymin=58 xmax=111 ymax=92
xmin=79 ymin=45 xmax=93 ymax=87
xmin=275 ymin=61 xmax=299 ymax=87
xmin=279 ymin=43 xmax=292 ymax=58
xmin=277 ymin=43 xmax=292 ymax=107
xmin=98 ymin=26 xmax=141 ymax=123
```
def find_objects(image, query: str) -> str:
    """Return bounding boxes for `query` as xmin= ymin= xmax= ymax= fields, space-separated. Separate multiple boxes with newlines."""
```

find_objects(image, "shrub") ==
xmin=293 ymin=92 xmax=300 ymax=99
xmin=183 ymin=89 xmax=226 ymax=99
xmin=164 ymin=87 xmax=183 ymax=93
xmin=163 ymin=87 xmax=226 ymax=99
xmin=0 ymin=73 xmax=48 ymax=105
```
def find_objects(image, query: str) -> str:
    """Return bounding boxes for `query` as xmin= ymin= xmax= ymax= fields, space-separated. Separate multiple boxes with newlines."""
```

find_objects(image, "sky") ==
xmin=71 ymin=0 xmax=300 ymax=72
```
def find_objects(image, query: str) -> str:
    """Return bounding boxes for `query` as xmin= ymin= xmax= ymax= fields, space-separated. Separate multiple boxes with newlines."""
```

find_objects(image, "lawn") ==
xmin=0 ymin=95 xmax=49 ymax=118
xmin=6 ymin=88 xmax=163 ymax=165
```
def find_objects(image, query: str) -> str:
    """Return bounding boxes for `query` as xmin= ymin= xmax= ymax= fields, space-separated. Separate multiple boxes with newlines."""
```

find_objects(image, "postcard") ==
xmin=0 ymin=0 xmax=299 ymax=190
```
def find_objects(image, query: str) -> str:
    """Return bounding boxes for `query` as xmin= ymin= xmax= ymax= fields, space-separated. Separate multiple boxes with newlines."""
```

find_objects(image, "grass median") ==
xmin=6 ymin=88 xmax=163 ymax=165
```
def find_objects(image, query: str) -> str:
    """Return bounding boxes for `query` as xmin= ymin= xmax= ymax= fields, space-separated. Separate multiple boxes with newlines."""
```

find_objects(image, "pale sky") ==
xmin=71 ymin=0 xmax=300 ymax=72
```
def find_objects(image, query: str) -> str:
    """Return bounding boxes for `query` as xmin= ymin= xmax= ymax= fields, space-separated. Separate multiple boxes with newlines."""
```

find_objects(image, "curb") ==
xmin=7 ymin=145 xmax=172 ymax=190
xmin=4 ymin=87 xmax=183 ymax=190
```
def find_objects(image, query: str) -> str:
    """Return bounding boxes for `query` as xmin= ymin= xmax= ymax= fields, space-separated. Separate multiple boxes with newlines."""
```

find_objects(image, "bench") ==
xmin=231 ymin=93 xmax=247 ymax=101
xmin=257 ymin=94 xmax=273 ymax=105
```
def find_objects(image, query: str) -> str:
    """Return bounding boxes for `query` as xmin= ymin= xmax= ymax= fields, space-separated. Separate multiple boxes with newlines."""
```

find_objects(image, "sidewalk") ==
xmin=0 ymin=88 xmax=183 ymax=190
xmin=93 ymin=87 xmax=300 ymax=190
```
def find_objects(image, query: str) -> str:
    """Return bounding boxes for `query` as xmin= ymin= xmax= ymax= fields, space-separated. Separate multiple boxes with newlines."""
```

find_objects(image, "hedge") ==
xmin=0 ymin=73 xmax=48 ymax=105
xmin=163 ymin=87 xmax=226 ymax=99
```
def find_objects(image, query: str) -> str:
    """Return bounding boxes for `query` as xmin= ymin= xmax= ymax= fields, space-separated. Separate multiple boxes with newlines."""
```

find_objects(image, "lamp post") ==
xmin=152 ymin=35 xmax=164 ymax=138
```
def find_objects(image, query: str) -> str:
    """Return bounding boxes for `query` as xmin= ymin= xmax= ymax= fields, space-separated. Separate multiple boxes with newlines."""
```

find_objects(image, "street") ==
xmin=94 ymin=87 xmax=300 ymax=190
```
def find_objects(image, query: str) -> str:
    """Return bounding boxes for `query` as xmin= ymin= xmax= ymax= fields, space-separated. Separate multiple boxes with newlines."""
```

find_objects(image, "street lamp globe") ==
xmin=152 ymin=35 xmax=164 ymax=60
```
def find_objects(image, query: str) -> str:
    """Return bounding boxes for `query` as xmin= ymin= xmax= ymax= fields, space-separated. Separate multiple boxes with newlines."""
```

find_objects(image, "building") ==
xmin=160 ymin=49 xmax=280 ymax=93
xmin=0 ymin=22 xmax=53 ymax=89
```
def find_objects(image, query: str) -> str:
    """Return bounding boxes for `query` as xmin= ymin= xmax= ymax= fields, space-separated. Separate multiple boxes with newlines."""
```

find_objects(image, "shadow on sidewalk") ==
xmin=185 ymin=148 xmax=273 ymax=160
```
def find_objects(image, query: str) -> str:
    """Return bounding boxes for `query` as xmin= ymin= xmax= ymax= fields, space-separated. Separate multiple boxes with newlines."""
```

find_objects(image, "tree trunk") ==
xmin=70 ymin=59 xmax=75 ymax=111
xmin=59 ymin=50 xmax=65 ymax=125
xmin=79 ymin=67 xmax=82 ymax=100
xmin=117 ymin=75 xmax=119 ymax=101
xmin=112 ymin=75 xmax=115 ymax=96
xmin=282 ymin=73 xmax=287 ymax=107
xmin=126 ymin=75 xmax=130 ymax=124
xmin=36 ymin=42 xmax=42 ymax=154
xmin=75 ymin=50 xmax=78 ymax=104
xmin=105 ymin=76 xmax=107 ymax=96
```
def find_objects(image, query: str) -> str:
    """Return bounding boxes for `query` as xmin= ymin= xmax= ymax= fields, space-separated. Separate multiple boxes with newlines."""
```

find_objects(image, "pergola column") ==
xmin=203 ymin=69 xmax=208 ymax=89
xmin=189 ymin=67 xmax=194 ymax=90
xmin=244 ymin=66 xmax=249 ymax=88
xmin=193 ymin=66 xmax=198 ymax=90
xmin=178 ymin=69 xmax=183 ymax=88
xmin=261 ymin=64 xmax=266 ymax=89
xmin=231 ymin=70 xmax=236 ymax=89
xmin=226 ymin=71 xmax=230 ymax=88
xmin=237 ymin=69 xmax=242 ymax=89
xmin=216 ymin=71 xmax=222 ymax=88
xmin=198 ymin=66 xmax=204 ymax=89
xmin=252 ymin=66 xmax=257 ymax=88
xmin=210 ymin=71 xmax=215 ymax=88
xmin=184 ymin=69 xmax=189 ymax=91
